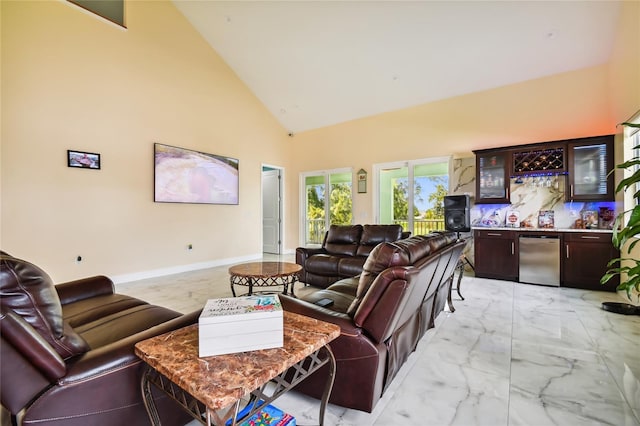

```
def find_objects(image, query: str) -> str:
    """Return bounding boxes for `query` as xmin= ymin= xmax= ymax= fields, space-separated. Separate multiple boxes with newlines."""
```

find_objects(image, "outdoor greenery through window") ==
xmin=303 ymin=170 xmax=353 ymax=244
xmin=377 ymin=158 xmax=449 ymax=236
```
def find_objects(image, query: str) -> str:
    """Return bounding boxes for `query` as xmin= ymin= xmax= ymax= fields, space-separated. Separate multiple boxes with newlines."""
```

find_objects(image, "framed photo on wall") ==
xmin=68 ymin=150 xmax=101 ymax=169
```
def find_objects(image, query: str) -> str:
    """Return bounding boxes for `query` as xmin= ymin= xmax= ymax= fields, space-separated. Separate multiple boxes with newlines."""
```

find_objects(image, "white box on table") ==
xmin=198 ymin=294 xmax=283 ymax=357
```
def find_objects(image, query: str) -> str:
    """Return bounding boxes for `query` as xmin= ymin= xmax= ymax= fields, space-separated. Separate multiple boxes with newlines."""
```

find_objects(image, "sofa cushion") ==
xmin=346 ymin=242 xmax=410 ymax=316
xmin=324 ymin=225 xmax=363 ymax=256
xmin=302 ymin=273 xmax=341 ymax=289
xmin=338 ymin=257 xmax=367 ymax=278
xmin=356 ymin=224 xmax=403 ymax=257
xmin=326 ymin=276 xmax=359 ymax=297
xmin=62 ymin=294 xmax=149 ymax=328
xmin=299 ymin=288 xmax=356 ymax=314
xmin=73 ymin=304 xmax=182 ymax=349
xmin=426 ymin=231 xmax=458 ymax=252
xmin=0 ymin=256 xmax=90 ymax=359
xmin=306 ymin=254 xmax=340 ymax=275
xmin=392 ymin=235 xmax=432 ymax=264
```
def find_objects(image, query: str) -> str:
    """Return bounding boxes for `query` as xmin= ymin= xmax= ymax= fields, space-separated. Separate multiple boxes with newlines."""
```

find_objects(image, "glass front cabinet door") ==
xmin=475 ymin=150 xmax=511 ymax=203
xmin=566 ymin=135 xmax=614 ymax=202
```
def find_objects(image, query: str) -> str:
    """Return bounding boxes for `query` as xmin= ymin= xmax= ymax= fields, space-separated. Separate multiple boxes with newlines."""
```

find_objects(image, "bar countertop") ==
xmin=471 ymin=226 xmax=613 ymax=233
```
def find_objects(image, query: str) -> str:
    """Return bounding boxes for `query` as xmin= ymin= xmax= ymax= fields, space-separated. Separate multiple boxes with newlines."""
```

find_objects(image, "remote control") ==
xmin=315 ymin=298 xmax=334 ymax=308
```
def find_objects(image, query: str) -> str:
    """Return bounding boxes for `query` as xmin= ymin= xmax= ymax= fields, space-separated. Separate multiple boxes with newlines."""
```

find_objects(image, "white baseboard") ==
xmin=111 ymin=253 xmax=263 ymax=285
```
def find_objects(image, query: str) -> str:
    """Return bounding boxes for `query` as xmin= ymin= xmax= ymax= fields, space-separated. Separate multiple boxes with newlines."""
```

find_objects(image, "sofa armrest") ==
xmin=1 ymin=311 xmax=66 ymax=414
xmin=295 ymin=247 xmax=327 ymax=265
xmin=279 ymin=295 xmax=361 ymax=337
xmin=353 ymin=268 xmax=412 ymax=343
xmin=56 ymin=275 xmax=115 ymax=306
xmin=61 ymin=309 xmax=201 ymax=383
xmin=1 ymin=311 xmax=66 ymax=380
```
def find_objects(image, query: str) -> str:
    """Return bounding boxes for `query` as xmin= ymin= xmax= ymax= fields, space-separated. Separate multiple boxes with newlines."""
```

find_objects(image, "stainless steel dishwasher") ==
xmin=518 ymin=234 xmax=560 ymax=286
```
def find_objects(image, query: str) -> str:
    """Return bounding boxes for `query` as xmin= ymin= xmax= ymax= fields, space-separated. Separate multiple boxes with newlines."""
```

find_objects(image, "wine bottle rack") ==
xmin=513 ymin=147 xmax=565 ymax=174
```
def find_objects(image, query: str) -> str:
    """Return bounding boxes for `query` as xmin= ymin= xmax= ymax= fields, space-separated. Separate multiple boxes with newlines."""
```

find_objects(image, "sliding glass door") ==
xmin=301 ymin=169 xmax=353 ymax=245
xmin=375 ymin=157 xmax=450 ymax=236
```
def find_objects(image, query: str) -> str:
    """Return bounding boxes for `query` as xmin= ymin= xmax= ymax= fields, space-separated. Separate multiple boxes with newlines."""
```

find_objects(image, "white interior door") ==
xmin=262 ymin=169 xmax=281 ymax=254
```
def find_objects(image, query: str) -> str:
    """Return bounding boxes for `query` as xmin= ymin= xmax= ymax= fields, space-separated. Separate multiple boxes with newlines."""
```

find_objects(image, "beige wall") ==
xmin=608 ymin=0 xmax=640 ymax=302
xmin=287 ymin=64 xmax=616 ymax=239
xmin=608 ymin=0 xmax=640 ymax=125
xmin=1 ymin=0 xmax=291 ymax=281
xmin=608 ymin=0 xmax=640 ymax=199
xmin=285 ymin=2 xmax=639 ymax=246
xmin=2 ymin=1 xmax=638 ymax=284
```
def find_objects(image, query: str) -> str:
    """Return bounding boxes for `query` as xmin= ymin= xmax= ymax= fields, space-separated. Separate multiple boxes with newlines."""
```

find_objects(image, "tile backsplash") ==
xmin=470 ymin=175 xmax=618 ymax=229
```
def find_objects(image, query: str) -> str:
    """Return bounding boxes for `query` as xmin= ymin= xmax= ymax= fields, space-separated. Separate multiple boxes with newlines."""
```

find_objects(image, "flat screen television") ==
xmin=154 ymin=143 xmax=239 ymax=205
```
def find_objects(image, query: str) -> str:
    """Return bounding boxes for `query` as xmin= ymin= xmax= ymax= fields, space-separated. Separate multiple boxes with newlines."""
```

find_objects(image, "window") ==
xmin=374 ymin=157 xmax=450 ymax=235
xmin=300 ymin=169 xmax=353 ymax=245
xmin=623 ymin=117 xmax=640 ymax=209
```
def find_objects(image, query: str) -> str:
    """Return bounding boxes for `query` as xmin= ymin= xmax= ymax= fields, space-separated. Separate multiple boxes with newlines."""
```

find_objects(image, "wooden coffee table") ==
xmin=229 ymin=261 xmax=302 ymax=297
xmin=135 ymin=311 xmax=340 ymax=426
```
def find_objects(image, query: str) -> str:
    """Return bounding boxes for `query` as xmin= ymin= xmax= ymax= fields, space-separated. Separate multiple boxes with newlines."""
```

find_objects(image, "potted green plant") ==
xmin=601 ymin=122 xmax=640 ymax=312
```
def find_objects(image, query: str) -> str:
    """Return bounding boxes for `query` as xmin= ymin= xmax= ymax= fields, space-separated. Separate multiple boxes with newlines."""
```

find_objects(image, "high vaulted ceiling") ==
xmin=172 ymin=1 xmax=622 ymax=133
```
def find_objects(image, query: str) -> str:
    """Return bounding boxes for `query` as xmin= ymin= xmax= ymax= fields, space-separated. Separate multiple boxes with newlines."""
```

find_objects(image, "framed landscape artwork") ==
xmin=154 ymin=143 xmax=239 ymax=205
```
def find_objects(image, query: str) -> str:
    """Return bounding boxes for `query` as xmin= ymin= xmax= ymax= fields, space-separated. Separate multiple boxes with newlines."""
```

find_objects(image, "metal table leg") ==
xmin=455 ymin=260 xmax=465 ymax=300
xmin=447 ymin=256 xmax=468 ymax=312
xmin=140 ymin=365 xmax=162 ymax=426
xmin=141 ymin=345 xmax=335 ymax=426
xmin=230 ymin=275 xmax=237 ymax=297
xmin=284 ymin=275 xmax=298 ymax=298
xmin=318 ymin=345 xmax=336 ymax=426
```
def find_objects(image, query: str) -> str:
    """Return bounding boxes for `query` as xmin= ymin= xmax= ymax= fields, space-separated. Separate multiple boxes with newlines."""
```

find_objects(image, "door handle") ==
xmin=487 ymin=232 xmax=502 ymax=236
xmin=580 ymin=236 xmax=600 ymax=239
xmin=511 ymin=241 xmax=515 ymax=255
xmin=566 ymin=244 xmax=570 ymax=259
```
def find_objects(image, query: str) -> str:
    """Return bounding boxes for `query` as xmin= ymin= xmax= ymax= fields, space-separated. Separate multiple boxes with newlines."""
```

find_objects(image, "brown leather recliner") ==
xmin=296 ymin=224 xmax=408 ymax=288
xmin=0 ymin=253 xmax=200 ymax=426
xmin=281 ymin=232 xmax=466 ymax=412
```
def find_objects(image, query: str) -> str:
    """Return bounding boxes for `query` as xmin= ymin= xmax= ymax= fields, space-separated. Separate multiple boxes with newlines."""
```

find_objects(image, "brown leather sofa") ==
xmin=281 ymin=231 xmax=466 ymax=412
xmin=296 ymin=224 xmax=408 ymax=288
xmin=0 ymin=252 xmax=200 ymax=426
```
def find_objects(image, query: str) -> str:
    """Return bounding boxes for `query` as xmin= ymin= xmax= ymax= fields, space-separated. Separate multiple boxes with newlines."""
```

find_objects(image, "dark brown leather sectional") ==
xmin=296 ymin=224 xmax=408 ymax=288
xmin=0 ymin=253 xmax=200 ymax=426
xmin=280 ymin=231 xmax=466 ymax=413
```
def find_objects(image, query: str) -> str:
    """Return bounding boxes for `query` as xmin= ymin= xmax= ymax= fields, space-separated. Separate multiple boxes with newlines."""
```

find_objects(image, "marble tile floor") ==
xmin=118 ymin=255 xmax=640 ymax=426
